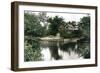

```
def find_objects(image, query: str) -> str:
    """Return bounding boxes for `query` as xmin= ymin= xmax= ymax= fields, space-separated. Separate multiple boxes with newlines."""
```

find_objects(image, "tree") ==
xmin=38 ymin=12 xmax=47 ymax=23
xmin=38 ymin=12 xmax=49 ymax=36
xmin=59 ymin=21 xmax=81 ymax=38
xmin=24 ymin=13 xmax=44 ymax=37
xmin=48 ymin=16 xmax=65 ymax=36
xmin=78 ymin=16 xmax=90 ymax=39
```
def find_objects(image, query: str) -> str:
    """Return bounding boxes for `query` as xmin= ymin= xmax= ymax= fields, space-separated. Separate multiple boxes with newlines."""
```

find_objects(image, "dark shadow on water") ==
xmin=49 ymin=45 xmax=62 ymax=60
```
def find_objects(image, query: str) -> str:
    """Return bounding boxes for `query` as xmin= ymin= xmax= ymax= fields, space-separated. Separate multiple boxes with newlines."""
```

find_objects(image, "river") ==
xmin=39 ymin=40 xmax=90 ymax=61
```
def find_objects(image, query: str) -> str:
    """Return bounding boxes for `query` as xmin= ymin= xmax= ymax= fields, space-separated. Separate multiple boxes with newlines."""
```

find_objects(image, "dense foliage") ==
xmin=24 ymin=13 xmax=45 ymax=37
xmin=48 ymin=16 xmax=65 ymax=36
xmin=24 ymin=40 xmax=43 ymax=61
xmin=78 ymin=16 xmax=90 ymax=39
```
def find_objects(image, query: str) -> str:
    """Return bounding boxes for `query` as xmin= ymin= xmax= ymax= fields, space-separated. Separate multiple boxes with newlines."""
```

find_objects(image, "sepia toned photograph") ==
xmin=24 ymin=11 xmax=90 ymax=62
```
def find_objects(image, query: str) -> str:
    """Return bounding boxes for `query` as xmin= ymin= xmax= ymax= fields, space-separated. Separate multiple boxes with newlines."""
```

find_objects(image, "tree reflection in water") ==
xmin=48 ymin=41 xmax=62 ymax=60
xmin=40 ymin=40 xmax=90 ymax=61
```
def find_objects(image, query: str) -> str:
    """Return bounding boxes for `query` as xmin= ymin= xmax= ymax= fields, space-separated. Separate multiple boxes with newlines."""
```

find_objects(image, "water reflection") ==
xmin=24 ymin=39 xmax=90 ymax=61
xmin=40 ymin=40 xmax=90 ymax=61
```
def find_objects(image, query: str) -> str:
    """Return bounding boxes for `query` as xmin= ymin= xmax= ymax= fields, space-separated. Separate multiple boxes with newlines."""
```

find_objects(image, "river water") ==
xmin=39 ymin=40 xmax=90 ymax=61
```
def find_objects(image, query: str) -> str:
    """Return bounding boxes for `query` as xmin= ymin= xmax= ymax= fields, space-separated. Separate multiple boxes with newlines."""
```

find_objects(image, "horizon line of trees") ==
xmin=24 ymin=12 xmax=90 ymax=39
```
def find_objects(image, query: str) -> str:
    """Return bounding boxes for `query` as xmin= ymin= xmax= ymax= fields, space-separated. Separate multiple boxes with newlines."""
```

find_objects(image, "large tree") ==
xmin=78 ymin=16 xmax=90 ymax=39
xmin=24 ymin=13 xmax=44 ymax=37
xmin=48 ymin=16 xmax=65 ymax=36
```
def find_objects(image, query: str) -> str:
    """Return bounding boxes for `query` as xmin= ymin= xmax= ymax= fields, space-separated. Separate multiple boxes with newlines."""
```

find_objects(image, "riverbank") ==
xmin=40 ymin=36 xmax=80 ymax=42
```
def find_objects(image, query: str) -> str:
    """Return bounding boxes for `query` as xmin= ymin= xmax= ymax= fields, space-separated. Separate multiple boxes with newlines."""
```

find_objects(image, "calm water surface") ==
xmin=39 ymin=40 xmax=90 ymax=61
